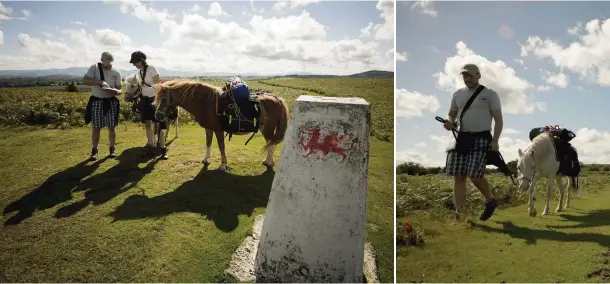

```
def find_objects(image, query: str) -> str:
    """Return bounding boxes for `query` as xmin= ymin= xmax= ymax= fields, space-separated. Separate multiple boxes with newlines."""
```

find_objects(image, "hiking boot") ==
xmin=479 ymin=197 xmax=498 ymax=221
xmin=89 ymin=148 xmax=98 ymax=161
xmin=160 ymin=147 xmax=168 ymax=160
xmin=108 ymin=146 xmax=117 ymax=159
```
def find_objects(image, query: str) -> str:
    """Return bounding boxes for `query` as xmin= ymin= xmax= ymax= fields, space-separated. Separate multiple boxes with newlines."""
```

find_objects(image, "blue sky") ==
xmin=397 ymin=1 xmax=610 ymax=166
xmin=0 ymin=0 xmax=393 ymax=75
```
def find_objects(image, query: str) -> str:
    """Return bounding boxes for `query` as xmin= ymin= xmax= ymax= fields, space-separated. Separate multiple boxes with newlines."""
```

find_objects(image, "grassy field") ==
xmin=33 ymin=84 xmax=92 ymax=92
xmin=396 ymin=170 xmax=610 ymax=283
xmin=0 ymin=78 xmax=393 ymax=282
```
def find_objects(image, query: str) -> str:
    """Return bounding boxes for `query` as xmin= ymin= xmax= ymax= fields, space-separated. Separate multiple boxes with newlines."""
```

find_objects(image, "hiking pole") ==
xmin=435 ymin=116 xmax=458 ymax=139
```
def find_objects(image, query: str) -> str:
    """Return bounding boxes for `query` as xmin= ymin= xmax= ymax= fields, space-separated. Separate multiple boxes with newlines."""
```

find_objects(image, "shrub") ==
xmin=65 ymin=82 xmax=79 ymax=92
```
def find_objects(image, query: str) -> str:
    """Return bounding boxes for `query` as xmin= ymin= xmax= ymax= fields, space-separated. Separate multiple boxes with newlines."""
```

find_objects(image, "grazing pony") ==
xmin=152 ymin=80 xmax=289 ymax=171
xmin=517 ymin=132 xmax=580 ymax=217
xmin=124 ymin=74 xmax=179 ymax=142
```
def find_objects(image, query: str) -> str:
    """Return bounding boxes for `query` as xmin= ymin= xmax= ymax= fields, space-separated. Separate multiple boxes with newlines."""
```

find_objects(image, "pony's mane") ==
xmin=154 ymin=80 xmax=221 ymax=105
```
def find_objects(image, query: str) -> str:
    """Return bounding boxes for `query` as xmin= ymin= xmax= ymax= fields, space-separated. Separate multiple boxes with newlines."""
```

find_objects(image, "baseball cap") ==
xmin=101 ymin=52 xmax=114 ymax=62
xmin=460 ymin=63 xmax=479 ymax=76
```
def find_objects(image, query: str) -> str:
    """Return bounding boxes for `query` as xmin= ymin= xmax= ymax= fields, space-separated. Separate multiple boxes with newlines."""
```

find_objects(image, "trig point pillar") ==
xmin=254 ymin=95 xmax=371 ymax=283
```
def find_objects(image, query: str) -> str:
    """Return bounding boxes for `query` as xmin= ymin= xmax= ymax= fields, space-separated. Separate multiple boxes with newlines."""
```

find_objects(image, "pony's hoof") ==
xmin=529 ymin=210 xmax=537 ymax=217
xmin=217 ymin=165 xmax=230 ymax=171
xmin=556 ymin=207 xmax=564 ymax=212
xmin=202 ymin=160 xmax=210 ymax=165
xmin=541 ymin=211 xmax=550 ymax=216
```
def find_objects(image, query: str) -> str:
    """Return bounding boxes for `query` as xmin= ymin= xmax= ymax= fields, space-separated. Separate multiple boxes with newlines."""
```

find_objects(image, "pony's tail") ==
xmin=263 ymin=97 xmax=289 ymax=151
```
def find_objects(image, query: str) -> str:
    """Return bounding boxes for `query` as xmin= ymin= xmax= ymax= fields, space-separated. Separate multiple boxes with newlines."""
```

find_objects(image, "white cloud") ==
xmin=514 ymin=58 xmax=527 ymax=70
xmin=3 ymin=1 xmax=392 ymax=75
xmin=567 ymin=21 xmax=582 ymax=35
xmin=396 ymin=51 xmax=408 ymax=62
xmin=272 ymin=0 xmax=321 ymax=12
xmin=498 ymin=24 xmax=514 ymax=40
xmin=537 ymin=85 xmax=553 ymax=92
xmin=360 ymin=22 xmax=374 ymax=38
xmin=0 ymin=30 xmax=3 ymax=46
xmin=410 ymin=0 xmax=438 ymax=18
xmin=435 ymin=41 xmax=546 ymax=115
xmin=564 ymin=128 xmax=610 ymax=164
xmin=372 ymin=0 xmax=393 ymax=40
xmin=503 ymin=128 xmax=521 ymax=135
xmin=520 ymin=18 xmax=610 ymax=87
xmin=191 ymin=4 xmax=202 ymax=12
xmin=249 ymin=0 xmax=264 ymax=13
xmin=208 ymin=2 xmax=229 ymax=17
xmin=360 ymin=0 xmax=393 ymax=41
xmin=70 ymin=21 xmax=87 ymax=25
xmin=541 ymin=70 xmax=569 ymax=88
xmin=395 ymin=88 xmax=440 ymax=118
xmin=96 ymin=29 xmax=131 ymax=46
xmin=396 ymin=148 xmax=441 ymax=167
xmin=0 ymin=2 xmax=30 ymax=20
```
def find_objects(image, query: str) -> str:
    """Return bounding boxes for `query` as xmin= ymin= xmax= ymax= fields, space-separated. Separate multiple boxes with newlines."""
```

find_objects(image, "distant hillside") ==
xmin=0 ymin=67 xmax=393 ymax=79
xmin=278 ymin=70 xmax=393 ymax=79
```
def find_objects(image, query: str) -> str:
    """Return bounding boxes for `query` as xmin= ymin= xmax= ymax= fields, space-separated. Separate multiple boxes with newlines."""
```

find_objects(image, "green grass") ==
xmin=0 ymin=78 xmax=393 ymax=283
xmin=33 ymin=84 xmax=92 ymax=92
xmin=258 ymin=78 xmax=394 ymax=142
xmin=397 ymin=172 xmax=610 ymax=283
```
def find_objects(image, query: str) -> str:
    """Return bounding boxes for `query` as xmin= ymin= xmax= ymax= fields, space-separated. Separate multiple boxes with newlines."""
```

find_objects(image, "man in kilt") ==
xmin=83 ymin=52 xmax=122 ymax=161
xmin=443 ymin=63 xmax=504 ymax=222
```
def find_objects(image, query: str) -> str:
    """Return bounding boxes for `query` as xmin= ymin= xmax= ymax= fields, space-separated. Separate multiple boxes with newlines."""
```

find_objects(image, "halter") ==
xmin=518 ymin=147 xmax=536 ymax=187
xmin=155 ymin=91 xmax=172 ymax=118
xmin=125 ymin=84 xmax=142 ymax=99
xmin=152 ymin=91 xmax=176 ymax=146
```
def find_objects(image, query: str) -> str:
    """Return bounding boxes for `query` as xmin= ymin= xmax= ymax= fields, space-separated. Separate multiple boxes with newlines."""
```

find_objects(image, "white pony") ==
xmin=124 ymin=74 xmax=179 ymax=142
xmin=517 ymin=132 xmax=580 ymax=217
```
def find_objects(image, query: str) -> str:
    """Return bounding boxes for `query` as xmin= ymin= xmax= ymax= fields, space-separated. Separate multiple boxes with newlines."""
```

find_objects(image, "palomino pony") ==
xmin=124 ymin=74 xmax=179 ymax=142
xmin=152 ymin=80 xmax=289 ymax=171
xmin=517 ymin=132 xmax=580 ymax=217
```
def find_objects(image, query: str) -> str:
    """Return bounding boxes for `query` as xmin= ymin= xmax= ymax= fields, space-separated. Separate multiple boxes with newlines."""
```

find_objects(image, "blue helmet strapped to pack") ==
xmin=225 ymin=76 xmax=247 ymax=90
xmin=225 ymin=76 xmax=250 ymax=101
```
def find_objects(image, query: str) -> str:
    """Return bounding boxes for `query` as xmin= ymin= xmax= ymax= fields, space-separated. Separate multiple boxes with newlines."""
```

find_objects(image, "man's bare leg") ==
xmin=470 ymin=177 xmax=494 ymax=201
xmin=108 ymin=126 xmax=117 ymax=158
xmin=90 ymin=128 xmax=101 ymax=160
xmin=471 ymin=176 xmax=498 ymax=221
xmin=453 ymin=175 xmax=468 ymax=222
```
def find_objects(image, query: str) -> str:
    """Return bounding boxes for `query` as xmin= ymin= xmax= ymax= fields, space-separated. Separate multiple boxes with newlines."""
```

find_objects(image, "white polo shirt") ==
xmin=137 ymin=65 xmax=160 ymax=98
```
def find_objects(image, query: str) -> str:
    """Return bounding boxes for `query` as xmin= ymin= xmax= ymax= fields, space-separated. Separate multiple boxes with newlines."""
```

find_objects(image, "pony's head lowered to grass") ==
xmin=517 ymin=132 xmax=555 ymax=191
xmin=517 ymin=147 xmax=536 ymax=191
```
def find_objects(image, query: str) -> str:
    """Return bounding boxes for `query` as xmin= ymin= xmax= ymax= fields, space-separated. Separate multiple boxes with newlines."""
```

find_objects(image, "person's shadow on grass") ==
xmin=108 ymin=167 xmax=275 ymax=232
xmin=54 ymin=147 xmax=161 ymax=219
xmin=475 ymin=220 xmax=610 ymax=247
xmin=3 ymin=157 xmax=108 ymax=225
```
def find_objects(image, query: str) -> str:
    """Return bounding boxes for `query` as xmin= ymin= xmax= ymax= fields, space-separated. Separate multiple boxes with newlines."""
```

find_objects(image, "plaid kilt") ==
xmin=446 ymin=136 xmax=490 ymax=178
xmin=91 ymin=97 xmax=120 ymax=129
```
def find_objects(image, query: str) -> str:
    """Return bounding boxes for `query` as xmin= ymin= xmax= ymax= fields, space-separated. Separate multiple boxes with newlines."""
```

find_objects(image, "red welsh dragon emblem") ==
xmin=298 ymin=128 xmax=351 ymax=162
